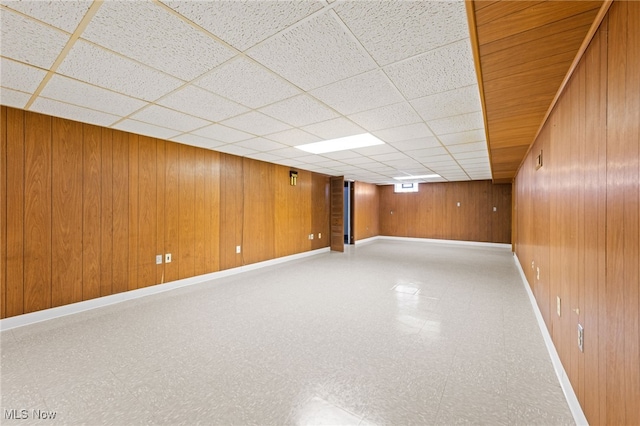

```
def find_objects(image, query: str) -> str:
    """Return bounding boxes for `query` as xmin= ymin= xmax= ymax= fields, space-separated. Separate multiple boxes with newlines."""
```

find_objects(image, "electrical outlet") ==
xmin=557 ymin=296 xmax=561 ymax=317
xmin=165 ymin=253 xmax=172 ymax=263
xmin=493 ymin=206 xmax=497 ymax=212
xmin=236 ymin=246 xmax=241 ymax=254
xmin=318 ymin=233 xmax=321 ymax=239
xmin=456 ymin=202 xmax=461 ymax=207
xmin=531 ymin=260 xmax=535 ymax=269
xmin=536 ymin=266 xmax=540 ymax=280
xmin=309 ymin=234 xmax=314 ymax=240
xmin=578 ymin=324 xmax=584 ymax=352
xmin=156 ymin=255 xmax=163 ymax=265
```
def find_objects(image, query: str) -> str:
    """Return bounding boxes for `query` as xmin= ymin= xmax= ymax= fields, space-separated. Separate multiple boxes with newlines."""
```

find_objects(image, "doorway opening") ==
xmin=344 ymin=181 xmax=354 ymax=245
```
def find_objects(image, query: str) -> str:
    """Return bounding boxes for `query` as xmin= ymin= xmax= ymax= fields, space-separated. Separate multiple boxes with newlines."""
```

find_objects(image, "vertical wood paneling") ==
xmin=354 ymin=182 xmax=379 ymax=241
xmin=219 ymin=154 xmax=244 ymax=269
xmin=513 ymin=4 xmax=640 ymax=423
xmin=137 ymin=136 xmax=157 ymax=288
xmin=128 ymin=134 xmax=139 ymax=291
xmin=164 ymin=141 xmax=179 ymax=282
xmin=378 ymin=181 xmax=511 ymax=243
xmin=194 ymin=149 xmax=206 ymax=275
xmin=178 ymin=144 xmax=195 ymax=278
xmin=242 ymin=159 xmax=275 ymax=264
xmin=156 ymin=139 xmax=165 ymax=285
xmin=82 ymin=124 xmax=101 ymax=301
xmin=100 ymin=129 xmax=113 ymax=297
xmin=23 ymin=111 xmax=52 ymax=313
xmin=111 ymin=129 xmax=129 ymax=294
xmin=330 ymin=176 xmax=344 ymax=252
xmin=0 ymin=107 xmax=6 ymax=318
xmin=51 ymin=118 xmax=83 ymax=307
xmin=5 ymin=107 xmax=24 ymax=317
xmin=204 ymin=150 xmax=220 ymax=273
xmin=2 ymin=107 xmax=332 ymax=318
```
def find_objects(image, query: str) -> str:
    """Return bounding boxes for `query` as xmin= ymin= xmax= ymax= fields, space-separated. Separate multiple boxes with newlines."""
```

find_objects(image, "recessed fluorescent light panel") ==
xmin=295 ymin=133 xmax=384 ymax=154
xmin=393 ymin=174 xmax=440 ymax=180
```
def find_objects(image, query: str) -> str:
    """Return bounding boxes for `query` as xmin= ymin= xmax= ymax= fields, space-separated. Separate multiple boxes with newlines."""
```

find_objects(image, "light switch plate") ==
xmin=156 ymin=255 xmax=163 ymax=265
xmin=236 ymin=246 xmax=241 ymax=254
xmin=165 ymin=253 xmax=172 ymax=263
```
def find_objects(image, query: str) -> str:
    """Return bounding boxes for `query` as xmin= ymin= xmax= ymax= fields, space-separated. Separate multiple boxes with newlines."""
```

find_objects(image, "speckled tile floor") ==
xmin=0 ymin=240 xmax=574 ymax=425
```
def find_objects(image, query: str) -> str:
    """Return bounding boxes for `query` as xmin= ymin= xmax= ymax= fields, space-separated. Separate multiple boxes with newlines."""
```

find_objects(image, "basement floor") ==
xmin=0 ymin=240 xmax=573 ymax=425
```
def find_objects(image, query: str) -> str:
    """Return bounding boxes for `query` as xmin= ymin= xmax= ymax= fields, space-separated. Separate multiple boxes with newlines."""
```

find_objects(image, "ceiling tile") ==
xmin=385 ymin=39 xmax=476 ymax=100
xmin=339 ymin=156 xmax=378 ymax=165
xmin=265 ymin=128 xmax=321 ymax=146
xmin=171 ymin=134 xmax=226 ymax=149
xmin=320 ymin=150 xmax=362 ymax=161
xmin=302 ymin=117 xmax=365 ymax=140
xmin=31 ymin=97 xmax=118 ymax=127
xmin=0 ymin=8 xmax=69 ymax=69
xmin=214 ymin=144 xmax=258 ymax=157
xmin=383 ymin=159 xmax=423 ymax=169
xmin=41 ymin=74 xmax=147 ymax=116
xmin=245 ymin=152 xmax=284 ymax=163
xmin=369 ymin=152 xmax=408 ymax=162
xmin=221 ymin=111 xmax=291 ymax=136
xmin=161 ymin=0 xmax=324 ymax=51
xmin=446 ymin=141 xmax=488 ymax=153
xmin=353 ymin=144 xmax=397 ymax=156
xmin=247 ymin=11 xmax=377 ymax=90
xmin=57 ymin=40 xmax=183 ymax=101
xmin=389 ymin=137 xmax=441 ymax=152
xmin=157 ymin=85 xmax=248 ymax=122
xmin=439 ymin=129 xmax=486 ymax=146
xmin=0 ymin=87 xmax=31 ymax=109
xmin=334 ymin=0 xmax=467 ymax=66
xmin=267 ymin=147 xmax=312 ymax=159
xmin=411 ymin=85 xmax=482 ymax=122
xmin=235 ymin=138 xmax=288 ymax=152
xmin=196 ymin=57 xmax=300 ymax=109
xmin=373 ymin=123 xmax=433 ymax=143
xmin=408 ymin=147 xmax=449 ymax=159
xmin=453 ymin=150 xmax=489 ymax=160
xmin=3 ymin=0 xmax=92 ymax=32
xmin=193 ymin=124 xmax=253 ymax=143
xmin=259 ymin=94 xmax=339 ymax=127
xmin=131 ymin=105 xmax=210 ymax=133
xmin=82 ymin=0 xmax=235 ymax=80
xmin=309 ymin=70 xmax=404 ymax=115
xmin=113 ymin=119 xmax=180 ymax=140
xmin=1 ymin=57 xmax=47 ymax=93
xmin=349 ymin=102 xmax=422 ymax=132
xmin=427 ymin=111 xmax=484 ymax=135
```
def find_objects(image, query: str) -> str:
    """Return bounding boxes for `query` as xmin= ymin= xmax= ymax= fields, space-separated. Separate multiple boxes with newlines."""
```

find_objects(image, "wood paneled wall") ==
xmin=513 ymin=2 xmax=639 ymax=423
xmin=378 ymin=181 xmax=511 ymax=244
xmin=353 ymin=182 xmax=379 ymax=241
xmin=0 ymin=107 xmax=330 ymax=319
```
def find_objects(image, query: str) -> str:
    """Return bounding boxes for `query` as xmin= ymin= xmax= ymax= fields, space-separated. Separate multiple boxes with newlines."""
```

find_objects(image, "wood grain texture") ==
xmin=83 ymin=124 xmax=101 ymax=301
xmin=0 ymin=107 xmax=5 ymax=318
xmin=111 ymin=129 xmax=129 ymax=294
xmin=330 ymin=176 xmax=344 ymax=252
xmin=51 ymin=118 xmax=83 ymax=307
xmin=128 ymin=134 xmax=139 ymax=291
xmin=194 ymin=148 xmax=207 ymax=275
xmin=219 ymin=153 xmax=243 ymax=269
xmin=353 ymin=182 xmax=379 ymax=241
xmin=137 ymin=136 xmax=157 ymax=288
xmin=178 ymin=144 xmax=195 ymax=278
xmin=513 ymin=4 xmax=640 ymax=423
xmin=204 ymin=150 xmax=221 ymax=273
xmin=156 ymin=139 xmax=165 ymax=285
xmin=23 ymin=111 xmax=52 ymax=313
xmin=100 ymin=129 xmax=113 ymax=297
xmin=379 ymin=181 xmax=511 ymax=243
xmin=242 ymin=159 xmax=275 ymax=264
xmin=164 ymin=141 xmax=180 ymax=283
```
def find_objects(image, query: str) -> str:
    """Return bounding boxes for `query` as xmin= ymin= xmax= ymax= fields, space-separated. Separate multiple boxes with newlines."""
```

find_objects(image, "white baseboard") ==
xmin=353 ymin=236 xmax=381 ymax=245
xmin=376 ymin=235 xmax=512 ymax=250
xmin=0 ymin=247 xmax=330 ymax=331
xmin=513 ymin=253 xmax=588 ymax=426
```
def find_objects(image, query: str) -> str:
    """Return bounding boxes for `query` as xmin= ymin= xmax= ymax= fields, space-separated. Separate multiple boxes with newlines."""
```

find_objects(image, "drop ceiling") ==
xmin=0 ymin=0 xmax=602 ymax=185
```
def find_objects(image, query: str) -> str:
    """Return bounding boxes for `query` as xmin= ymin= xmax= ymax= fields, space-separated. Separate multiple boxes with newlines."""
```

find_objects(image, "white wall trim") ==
xmin=0 ymin=247 xmax=330 ymax=331
xmin=375 ymin=235 xmax=512 ymax=250
xmin=353 ymin=236 xmax=381 ymax=245
xmin=513 ymin=253 xmax=588 ymax=426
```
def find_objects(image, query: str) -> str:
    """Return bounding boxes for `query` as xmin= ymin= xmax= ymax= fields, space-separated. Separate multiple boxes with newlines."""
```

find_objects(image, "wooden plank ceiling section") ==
xmin=469 ymin=0 xmax=604 ymax=183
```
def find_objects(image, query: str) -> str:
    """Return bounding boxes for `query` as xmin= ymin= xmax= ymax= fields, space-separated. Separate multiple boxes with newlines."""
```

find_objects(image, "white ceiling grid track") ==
xmin=0 ymin=0 xmax=492 ymax=184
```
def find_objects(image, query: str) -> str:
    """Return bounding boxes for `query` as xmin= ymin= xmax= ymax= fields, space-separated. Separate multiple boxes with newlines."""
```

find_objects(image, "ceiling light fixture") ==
xmin=393 ymin=174 xmax=440 ymax=180
xmin=295 ymin=133 xmax=384 ymax=154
